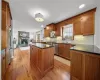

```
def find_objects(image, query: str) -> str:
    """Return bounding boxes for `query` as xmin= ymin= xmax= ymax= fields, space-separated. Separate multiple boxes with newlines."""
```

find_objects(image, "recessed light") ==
xmin=79 ymin=4 xmax=85 ymax=9
xmin=41 ymin=25 xmax=44 ymax=28
xmin=46 ymin=27 xmax=49 ymax=30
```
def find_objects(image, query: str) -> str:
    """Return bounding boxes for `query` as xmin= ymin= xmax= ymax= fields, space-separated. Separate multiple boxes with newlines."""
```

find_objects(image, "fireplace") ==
xmin=21 ymin=38 xmax=28 ymax=46
xmin=18 ymin=31 xmax=29 ymax=47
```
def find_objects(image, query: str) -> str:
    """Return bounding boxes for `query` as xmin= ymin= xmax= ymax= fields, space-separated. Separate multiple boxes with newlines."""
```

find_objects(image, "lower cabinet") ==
xmin=58 ymin=44 xmax=71 ymax=59
xmin=70 ymin=50 xmax=100 ymax=80
xmin=85 ymin=55 xmax=100 ymax=80
xmin=70 ymin=51 xmax=83 ymax=80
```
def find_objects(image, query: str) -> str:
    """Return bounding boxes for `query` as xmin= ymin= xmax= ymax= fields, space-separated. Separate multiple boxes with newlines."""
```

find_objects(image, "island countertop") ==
xmin=70 ymin=44 xmax=100 ymax=55
xmin=30 ymin=43 xmax=54 ymax=49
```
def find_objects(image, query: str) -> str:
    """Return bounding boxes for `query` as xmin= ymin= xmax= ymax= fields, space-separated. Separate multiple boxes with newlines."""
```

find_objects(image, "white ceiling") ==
xmin=9 ymin=0 xmax=96 ymax=33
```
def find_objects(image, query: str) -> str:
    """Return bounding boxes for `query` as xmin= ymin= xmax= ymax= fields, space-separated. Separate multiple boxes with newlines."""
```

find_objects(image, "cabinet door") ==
xmin=82 ymin=12 xmax=95 ymax=35
xmin=64 ymin=44 xmax=70 ymax=59
xmin=85 ymin=54 xmax=100 ymax=80
xmin=5 ymin=48 xmax=11 ymax=69
xmin=33 ymin=46 xmax=38 ymax=66
xmin=49 ymin=24 xmax=56 ymax=31
xmin=2 ymin=8 xmax=7 ymax=49
xmin=2 ymin=8 xmax=6 ymax=30
xmin=58 ymin=44 xmax=64 ymax=56
xmin=55 ymin=24 xmax=61 ymax=36
xmin=43 ymin=48 xmax=54 ymax=72
xmin=44 ymin=28 xmax=50 ymax=37
xmin=70 ymin=50 xmax=83 ymax=80
xmin=71 ymin=76 xmax=79 ymax=80
xmin=2 ymin=30 xmax=7 ymax=49
xmin=73 ymin=16 xmax=82 ymax=35
xmin=7 ymin=6 xmax=11 ymax=28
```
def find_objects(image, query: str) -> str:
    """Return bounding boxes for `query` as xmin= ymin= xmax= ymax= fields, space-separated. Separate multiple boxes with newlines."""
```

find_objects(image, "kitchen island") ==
xmin=30 ymin=43 xmax=55 ymax=79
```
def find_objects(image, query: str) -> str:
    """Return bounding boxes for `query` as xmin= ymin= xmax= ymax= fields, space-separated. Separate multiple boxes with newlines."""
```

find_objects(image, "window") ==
xmin=63 ymin=24 xmax=73 ymax=40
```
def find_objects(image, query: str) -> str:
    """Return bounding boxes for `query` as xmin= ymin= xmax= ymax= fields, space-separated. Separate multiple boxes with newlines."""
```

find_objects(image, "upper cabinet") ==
xmin=82 ymin=11 xmax=95 ymax=35
xmin=44 ymin=8 xmax=96 ymax=38
xmin=55 ymin=23 xmax=61 ymax=36
xmin=73 ymin=15 xmax=83 ymax=35
xmin=74 ymin=9 xmax=96 ymax=36
xmin=44 ymin=23 xmax=56 ymax=37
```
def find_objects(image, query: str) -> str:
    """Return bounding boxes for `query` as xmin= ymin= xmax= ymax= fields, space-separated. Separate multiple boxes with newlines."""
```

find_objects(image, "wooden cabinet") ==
xmin=44 ymin=27 xmax=50 ymax=37
xmin=2 ymin=1 xmax=12 ymax=49
xmin=73 ymin=16 xmax=83 ymax=35
xmin=52 ymin=8 xmax=96 ymax=37
xmin=55 ymin=23 xmax=61 ymax=36
xmin=58 ymin=44 xmax=71 ymax=59
xmin=70 ymin=50 xmax=83 ymax=80
xmin=1 ymin=30 xmax=7 ymax=49
xmin=58 ymin=44 xmax=64 ymax=56
xmin=84 ymin=55 xmax=100 ymax=80
xmin=30 ymin=46 xmax=38 ymax=66
xmin=44 ymin=23 xmax=56 ymax=37
xmin=30 ymin=45 xmax=54 ymax=79
xmin=48 ymin=23 xmax=56 ymax=31
xmin=1 ymin=1 xmax=12 ymax=79
xmin=73 ymin=9 xmax=96 ymax=36
xmin=7 ymin=5 xmax=11 ymax=27
xmin=70 ymin=50 xmax=100 ymax=80
xmin=82 ymin=11 xmax=95 ymax=35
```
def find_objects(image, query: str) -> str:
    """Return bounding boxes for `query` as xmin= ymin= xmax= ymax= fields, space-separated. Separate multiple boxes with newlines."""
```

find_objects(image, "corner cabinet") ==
xmin=70 ymin=50 xmax=100 ymax=80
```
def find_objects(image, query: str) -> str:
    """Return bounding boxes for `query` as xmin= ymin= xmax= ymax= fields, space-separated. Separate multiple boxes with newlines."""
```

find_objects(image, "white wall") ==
xmin=94 ymin=0 xmax=100 ymax=49
xmin=12 ymin=20 xmax=36 ymax=45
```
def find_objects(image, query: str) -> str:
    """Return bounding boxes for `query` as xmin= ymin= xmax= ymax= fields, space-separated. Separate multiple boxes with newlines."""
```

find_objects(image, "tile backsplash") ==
xmin=44 ymin=35 xmax=94 ymax=45
xmin=72 ymin=35 xmax=94 ymax=45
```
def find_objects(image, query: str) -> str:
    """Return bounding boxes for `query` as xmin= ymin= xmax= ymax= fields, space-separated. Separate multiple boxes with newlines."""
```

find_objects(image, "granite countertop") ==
xmin=70 ymin=44 xmax=100 ymax=55
xmin=30 ymin=43 xmax=54 ymax=49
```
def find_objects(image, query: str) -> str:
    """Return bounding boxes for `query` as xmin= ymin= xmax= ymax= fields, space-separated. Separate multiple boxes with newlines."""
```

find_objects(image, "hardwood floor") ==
xmin=4 ymin=48 xmax=70 ymax=80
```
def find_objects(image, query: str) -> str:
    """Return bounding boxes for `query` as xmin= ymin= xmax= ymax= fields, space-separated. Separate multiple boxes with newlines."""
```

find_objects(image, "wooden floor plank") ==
xmin=4 ymin=48 xmax=70 ymax=80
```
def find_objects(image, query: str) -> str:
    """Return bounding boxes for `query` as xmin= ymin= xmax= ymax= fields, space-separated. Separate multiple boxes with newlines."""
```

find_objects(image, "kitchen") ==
xmin=30 ymin=8 xmax=100 ymax=80
xmin=1 ymin=0 xmax=100 ymax=80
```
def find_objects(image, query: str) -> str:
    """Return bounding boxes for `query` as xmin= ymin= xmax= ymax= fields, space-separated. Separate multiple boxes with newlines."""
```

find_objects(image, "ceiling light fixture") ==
xmin=35 ymin=13 xmax=44 ymax=22
xmin=79 ymin=4 xmax=85 ymax=9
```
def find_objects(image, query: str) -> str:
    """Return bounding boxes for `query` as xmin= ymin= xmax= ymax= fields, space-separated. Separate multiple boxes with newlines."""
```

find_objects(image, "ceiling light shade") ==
xmin=35 ymin=13 xmax=44 ymax=22
xmin=79 ymin=4 xmax=85 ymax=9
